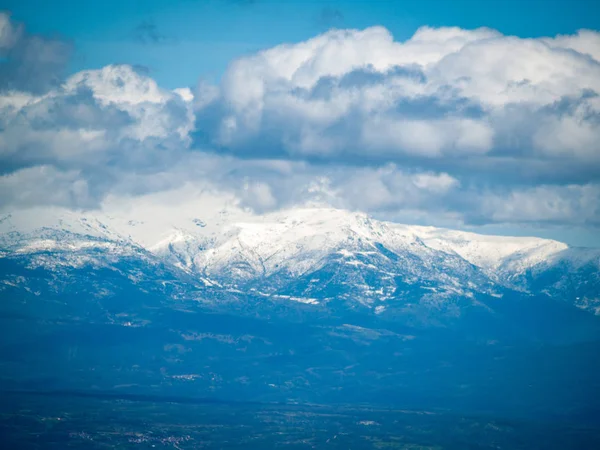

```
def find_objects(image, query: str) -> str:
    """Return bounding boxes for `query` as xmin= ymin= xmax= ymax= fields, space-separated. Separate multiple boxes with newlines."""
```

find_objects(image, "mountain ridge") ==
xmin=2 ymin=205 xmax=600 ymax=418
xmin=1 ymin=206 xmax=598 ymax=316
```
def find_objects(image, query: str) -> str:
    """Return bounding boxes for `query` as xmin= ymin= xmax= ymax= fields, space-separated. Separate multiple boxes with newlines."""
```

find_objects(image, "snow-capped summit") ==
xmin=1 ymin=204 xmax=598 ymax=314
xmin=199 ymin=207 xmax=424 ymax=277
xmin=409 ymin=226 xmax=569 ymax=270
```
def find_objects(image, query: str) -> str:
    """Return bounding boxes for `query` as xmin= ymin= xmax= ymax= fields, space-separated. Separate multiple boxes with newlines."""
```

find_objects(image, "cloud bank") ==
xmin=1 ymin=12 xmax=599 ymax=233
xmin=198 ymin=26 xmax=600 ymax=179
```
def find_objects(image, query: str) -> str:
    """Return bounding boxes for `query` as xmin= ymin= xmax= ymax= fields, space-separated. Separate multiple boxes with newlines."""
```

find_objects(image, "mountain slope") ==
xmin=1 ymin=206 xmax=598 ymax=317
xmin=1 ymin=206 xmax=600 ymax=419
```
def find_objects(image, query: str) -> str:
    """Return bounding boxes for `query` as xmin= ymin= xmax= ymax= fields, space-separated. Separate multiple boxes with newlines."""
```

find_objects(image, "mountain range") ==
xmin=1 ymin=206 xmax=598 ymax=316
xmin=1 ymin=205 xmax=599 ymax=418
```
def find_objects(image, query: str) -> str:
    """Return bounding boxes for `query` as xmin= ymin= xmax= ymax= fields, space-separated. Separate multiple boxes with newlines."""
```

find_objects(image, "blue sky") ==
xmin=5 ymin=0 xmax=600 ymax=88
xmin=1 ymin=1 xmax=599 ymax=246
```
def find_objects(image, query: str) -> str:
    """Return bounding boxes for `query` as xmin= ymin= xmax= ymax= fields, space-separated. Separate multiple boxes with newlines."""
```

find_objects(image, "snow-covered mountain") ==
xmin=3 ymin=205 xmax=600 ymax=420
xmin=1 ymin=206 xmax=598 ymax=318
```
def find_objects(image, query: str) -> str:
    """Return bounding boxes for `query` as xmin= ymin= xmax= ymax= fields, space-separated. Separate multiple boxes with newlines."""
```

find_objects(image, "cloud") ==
xmin=193 ymin=25 xmax=600 ymax=186
xmin=0 ymin=165 xmax=94 ymax=209
xmin=0 ymin=12 xmax=72 ymax=94
xmin=0 ymin=12 xmax=21 ymax=51
xmin=0 ymin=62 xmax=195 ymax=208
xmin=0 ymin=64 xmax=194 ymax=170
xmin=0 ymin=12 xmax=598 ymax=235
xmin=130 ymin=20 xmax=171 ymax=45
xmin=476 ymin=184 xmax=600 ymax=227
xmin=317 ymin=7 xmax=344 ymax=29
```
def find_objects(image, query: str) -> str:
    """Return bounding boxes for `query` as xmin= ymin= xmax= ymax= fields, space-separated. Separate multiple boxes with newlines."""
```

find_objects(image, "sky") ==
xmin=4 ymin=0 xmax=600 ymax=88
xmin=0 ymin=0 xmax=599 ymax=246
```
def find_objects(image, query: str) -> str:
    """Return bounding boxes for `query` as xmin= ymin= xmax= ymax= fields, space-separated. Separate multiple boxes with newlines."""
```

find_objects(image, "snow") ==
xmin=196 ymin=207 xmax=430 ymax=278
xmin=1 ymin=204 xmax=598 ymax=306
xmin=0 ymin=206 xmax=578 ymax=274
xmin=0 ymin=202 xmax=570 ymax=274
xmin=192 ymin=207 xmax=588 ymax=283
xmin=404 ymin=224 xmax=569 ymax=270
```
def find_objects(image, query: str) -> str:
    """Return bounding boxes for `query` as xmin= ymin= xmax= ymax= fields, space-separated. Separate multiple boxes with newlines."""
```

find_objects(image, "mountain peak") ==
xmin=2 ymin=204 xmax=598 ymax=314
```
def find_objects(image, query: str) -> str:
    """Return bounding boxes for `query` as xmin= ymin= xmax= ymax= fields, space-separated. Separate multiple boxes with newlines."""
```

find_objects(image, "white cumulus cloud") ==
xmin=0 ymin=11 xmax=599 ymax=236
xmin=195 ymin=25 xmax=600 ymax=177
